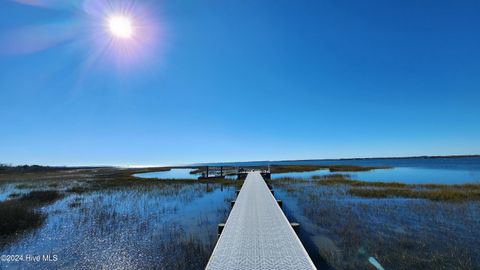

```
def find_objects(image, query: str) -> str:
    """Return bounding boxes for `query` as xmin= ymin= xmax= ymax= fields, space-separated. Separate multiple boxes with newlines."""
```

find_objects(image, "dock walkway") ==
xmin=206 ymin=172 xmax=316 ymax=270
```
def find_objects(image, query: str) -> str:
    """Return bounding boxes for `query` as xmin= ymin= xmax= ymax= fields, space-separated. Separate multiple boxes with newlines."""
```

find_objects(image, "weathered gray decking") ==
xmin=206 ymin=172 xmax=316 ymax=270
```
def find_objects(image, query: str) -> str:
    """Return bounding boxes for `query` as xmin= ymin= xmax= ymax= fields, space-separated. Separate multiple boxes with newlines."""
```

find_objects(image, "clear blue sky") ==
xmin=1 ymin=0 xmax=479 ymax=166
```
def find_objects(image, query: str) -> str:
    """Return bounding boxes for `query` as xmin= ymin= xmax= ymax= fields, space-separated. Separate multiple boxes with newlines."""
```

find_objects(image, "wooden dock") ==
xmin=206 ymin=172 xmax=316 ymax=270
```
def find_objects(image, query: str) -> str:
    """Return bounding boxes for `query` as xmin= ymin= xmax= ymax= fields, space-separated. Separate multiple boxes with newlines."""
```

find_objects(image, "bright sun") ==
xmin=107 ymin=15 xmax=133 ymax=39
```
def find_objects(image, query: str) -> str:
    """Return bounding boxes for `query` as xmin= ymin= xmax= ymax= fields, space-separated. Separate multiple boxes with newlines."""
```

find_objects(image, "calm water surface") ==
xmin=273 ymin=167 xmax=480 ymax=184
xmin=209 ymin=157 xmax=480 ymax=184
xmin=207 ymin=157 xmax=480 ymax=171
xmin=136 ymin=158 xmax=480 ymax=184
xmin=134 ymin=169 xmax=198 ymax=180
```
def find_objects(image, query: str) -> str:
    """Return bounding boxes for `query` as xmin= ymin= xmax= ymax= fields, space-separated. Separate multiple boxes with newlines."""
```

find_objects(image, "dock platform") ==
xmin=206 ymin=172 xmax=316 ymax=270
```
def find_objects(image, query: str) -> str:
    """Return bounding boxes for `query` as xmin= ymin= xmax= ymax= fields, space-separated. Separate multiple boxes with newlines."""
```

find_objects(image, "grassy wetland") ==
xmin=273 ymin=174 xmax=480 ymax=269
xmin=1 ymin=163 xmax=480 ymax=269
xmin=0 ymin=166 xmax=239 ymax=269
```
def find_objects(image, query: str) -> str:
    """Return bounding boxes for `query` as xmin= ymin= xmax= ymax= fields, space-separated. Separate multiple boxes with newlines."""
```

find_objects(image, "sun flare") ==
xmin=107 ymin=15 xmax=133 ymax=39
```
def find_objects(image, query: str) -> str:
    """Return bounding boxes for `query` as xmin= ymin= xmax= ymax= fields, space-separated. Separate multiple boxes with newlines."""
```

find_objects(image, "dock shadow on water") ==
xmin=0 ymin=172 xmax=236 ymax=269
xmin=274 ymin=175 xmax=480 ymax=270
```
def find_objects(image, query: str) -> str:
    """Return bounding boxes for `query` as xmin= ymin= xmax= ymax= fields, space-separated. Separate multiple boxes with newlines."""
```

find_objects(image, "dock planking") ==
xmin=206 ymin=172 xmax=316 ymax=270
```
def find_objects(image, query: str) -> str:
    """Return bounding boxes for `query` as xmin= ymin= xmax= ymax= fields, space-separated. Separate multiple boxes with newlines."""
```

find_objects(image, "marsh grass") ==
xmin=8 ymin=192 xmax=21 ymax=198
xmin=2 ymin=164 xmax=478 ymax=269
xmin=68 ymin=197 xmax=82 ymax=208
xmin=0 ymin=166 xmax=237 ymax=269
xmin=0 ymin=200 xmax=43 ymax=237
xmin=66 ymin=186 xmax=90 ymax=194
xmin=312 ymin=174 xmax=407 ymax=188
xmin=19 ymin=190 xmax=63 ymax=205
xmin=58 ymin=179 xmax=234 ymax=269
xmin=275 ymin=175 xmax=480 ymax=269
xmin=0 ymin=166 xmax=171 ymax=182
xmin=0 ymin=190 xmax=64 ymax=247
xmin=277 ymin=175 xmax=480 ymax=202
xmin=16 ymin=183 xmax=36 ymax=189
xmin=349 ymin=187 xmax=480 ymax=201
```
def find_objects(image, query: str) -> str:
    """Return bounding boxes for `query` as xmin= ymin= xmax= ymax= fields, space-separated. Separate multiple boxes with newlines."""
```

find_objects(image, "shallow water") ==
xmin=0 ymin=182 xmax=235 ymax=269
xmin=0 ymin=184 xmax=17 ymax=201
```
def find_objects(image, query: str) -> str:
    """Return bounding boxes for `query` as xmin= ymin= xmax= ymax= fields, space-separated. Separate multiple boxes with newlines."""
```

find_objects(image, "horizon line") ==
xmin=2 ymin=154 xmax=479 ymax=168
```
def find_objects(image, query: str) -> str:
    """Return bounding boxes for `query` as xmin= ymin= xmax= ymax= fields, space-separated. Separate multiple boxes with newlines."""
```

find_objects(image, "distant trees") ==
xmin=0 ymin=164 xmax=53 ymax=173
xmin=0 ymin=164 xmax=7 ymax=172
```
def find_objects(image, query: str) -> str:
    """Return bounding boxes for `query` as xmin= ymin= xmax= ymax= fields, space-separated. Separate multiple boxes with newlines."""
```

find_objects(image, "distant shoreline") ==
xmin=284 ymin=154 xmax=480 ymax=162
xmin=2 ymin=154 xmax=480 ymax=169
xmin=198 ymin=154 xmax=480 ymax=166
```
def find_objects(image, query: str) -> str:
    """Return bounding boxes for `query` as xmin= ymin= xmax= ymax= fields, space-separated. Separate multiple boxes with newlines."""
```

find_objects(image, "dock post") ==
xmin=217 ymin=223 xmax=225 ymax=237
xmin=291 ymin=222 xmax=300 ymax=233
